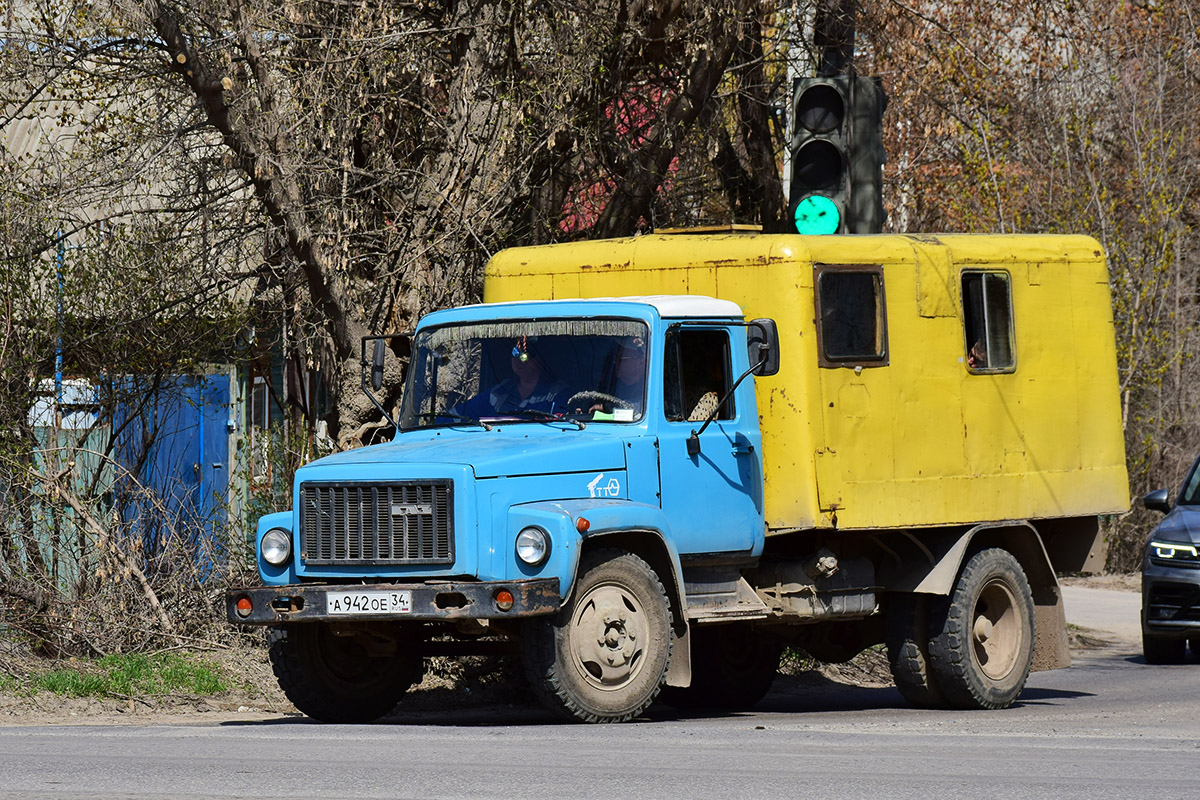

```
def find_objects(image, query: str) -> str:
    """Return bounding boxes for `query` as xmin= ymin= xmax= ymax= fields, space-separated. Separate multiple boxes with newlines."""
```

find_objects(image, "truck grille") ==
xmin=299 ymin=481 xmax=453 ymax=565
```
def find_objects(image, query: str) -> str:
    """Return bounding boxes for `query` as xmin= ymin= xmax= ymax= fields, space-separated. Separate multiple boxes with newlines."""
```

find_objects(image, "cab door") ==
xmin=656 ymin=325 xmax=762 ymax=556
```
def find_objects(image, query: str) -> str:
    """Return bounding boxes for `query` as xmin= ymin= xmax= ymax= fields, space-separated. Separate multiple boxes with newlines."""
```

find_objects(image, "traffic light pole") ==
xmin=814 ymin=0 xmax=856 ymax=78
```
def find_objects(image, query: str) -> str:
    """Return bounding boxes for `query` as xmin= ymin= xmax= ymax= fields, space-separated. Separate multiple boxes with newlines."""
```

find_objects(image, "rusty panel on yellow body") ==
xmin=484 ymin=232 xmax=1130 ymax=532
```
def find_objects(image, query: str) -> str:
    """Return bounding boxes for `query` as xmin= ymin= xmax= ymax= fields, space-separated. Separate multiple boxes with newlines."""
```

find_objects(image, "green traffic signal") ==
xmin=793 ymin=195 xmax=841 ymax=235
xmin=788 ymin=75 xmax=887 ymax=234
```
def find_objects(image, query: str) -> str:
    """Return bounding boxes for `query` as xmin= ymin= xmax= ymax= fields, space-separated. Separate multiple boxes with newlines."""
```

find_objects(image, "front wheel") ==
xmin=523 ymin=548 xmax=672 ymax=723
xmin=928 ymin=548 xmax=1035 ymax=710
xmin=1143 ymin=630 xmax=1187 ymax=664
xmin=268 ymin=623 xmax=424 ymax=723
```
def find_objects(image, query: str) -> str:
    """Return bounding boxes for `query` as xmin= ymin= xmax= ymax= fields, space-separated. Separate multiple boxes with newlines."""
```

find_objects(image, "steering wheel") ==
xmin=567 ymin=391 xmax=632 ymax=412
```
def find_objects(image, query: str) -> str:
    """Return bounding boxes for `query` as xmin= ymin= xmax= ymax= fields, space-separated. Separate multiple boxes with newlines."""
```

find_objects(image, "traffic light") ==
xmin=789 ymin=76 xmax=850 ymax=235
xmin=788 ymin=75 xmax=886 ymax=234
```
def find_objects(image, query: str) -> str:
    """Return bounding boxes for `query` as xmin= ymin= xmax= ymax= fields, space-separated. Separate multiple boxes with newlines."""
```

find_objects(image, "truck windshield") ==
xmin=399 ymin=318 xmax=650 ymax=429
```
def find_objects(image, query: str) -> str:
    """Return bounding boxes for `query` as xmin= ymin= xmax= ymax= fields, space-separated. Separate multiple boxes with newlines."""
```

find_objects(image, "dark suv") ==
xmin=1142 ymin=456 xmax=1200 ymax=663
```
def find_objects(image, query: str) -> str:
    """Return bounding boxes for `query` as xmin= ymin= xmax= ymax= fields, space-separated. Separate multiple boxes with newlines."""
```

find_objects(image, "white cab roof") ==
xmin=614 ymin=295 xmax=743 ymax=318
xmin=476 ymin=295 xmax=743 ymax=319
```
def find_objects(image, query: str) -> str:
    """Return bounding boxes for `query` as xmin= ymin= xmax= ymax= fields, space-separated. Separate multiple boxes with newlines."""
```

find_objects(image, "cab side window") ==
xmin=962 ymin=271 xmax=1015 ymax=372
xmin=664 ymin=328 xmax=733 ymax=422
xmin=815 ymin=265 xmax=888 ymax=367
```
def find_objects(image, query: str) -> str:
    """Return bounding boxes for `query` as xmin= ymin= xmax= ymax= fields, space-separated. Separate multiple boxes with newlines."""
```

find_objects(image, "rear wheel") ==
xmin=885 ymin=593 xmax=949 ymax=709
xmin=268 ymin=623 xmax=424 ymax=723
xmin=1143 ymin=630 xmax=1187 ymax=664
xmin=928 ymin=548 xmax=1035 ymax=710
xmin=523 ymin=548 xmax=672 ymax=723
xmin=658 ymin=623 xmax=782 ymax=710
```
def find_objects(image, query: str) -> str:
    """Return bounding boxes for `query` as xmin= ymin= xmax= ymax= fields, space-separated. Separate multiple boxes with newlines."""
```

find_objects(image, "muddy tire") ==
xmin=1143 ymin=631 xmax=1186 ymax=665
xmin=267 ymin=623 xmax=423 ymax=723
xmin=885 ymin=593 xmax=949 ymax=709
xmin=928 ymin=548 xmax=1035 ymax=710
xmin=523 ymin=548 xmax=672 ymax=723
xmin=658 ymin=623 xmax=782 ymax=710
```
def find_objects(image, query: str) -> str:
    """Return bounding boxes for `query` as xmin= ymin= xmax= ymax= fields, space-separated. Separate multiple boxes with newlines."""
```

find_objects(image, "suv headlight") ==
xmin=261 ymin=528 xmax=293 ymax=567
xmin=516 ymin=526 xmax=550 ymax=566
xmin=1149 ymin=540 xmax=1200 ymax=561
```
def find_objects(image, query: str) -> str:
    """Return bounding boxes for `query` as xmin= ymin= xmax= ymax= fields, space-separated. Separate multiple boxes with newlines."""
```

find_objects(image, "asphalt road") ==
xmin=4 ymin=586 xmax=1198 ymax=800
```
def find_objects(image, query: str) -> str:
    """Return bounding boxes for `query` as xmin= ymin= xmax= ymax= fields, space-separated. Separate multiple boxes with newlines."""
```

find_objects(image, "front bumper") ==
xmin=226 ymin=578 xmax=561 ymax=625
xmin=1142 ymin=562 xmax=1200 ymax=636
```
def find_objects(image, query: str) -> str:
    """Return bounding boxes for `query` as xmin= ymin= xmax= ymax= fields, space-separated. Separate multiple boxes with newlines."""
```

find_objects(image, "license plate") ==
xmin=325 ymin=590 xmax=412 ymax=615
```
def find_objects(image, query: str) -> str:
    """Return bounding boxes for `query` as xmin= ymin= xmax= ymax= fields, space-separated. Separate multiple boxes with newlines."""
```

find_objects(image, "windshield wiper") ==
xmin=415 ymin=412 xmax=493 ymax=431
xmin=497 ymin=408 xmax=586 ymax=430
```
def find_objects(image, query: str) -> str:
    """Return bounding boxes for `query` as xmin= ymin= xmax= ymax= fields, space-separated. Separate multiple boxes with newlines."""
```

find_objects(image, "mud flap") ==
xmin=1033 ymin=592 xmax=1071 ymax=671
xmin=664 ymin=623 xmax=692 ymax=687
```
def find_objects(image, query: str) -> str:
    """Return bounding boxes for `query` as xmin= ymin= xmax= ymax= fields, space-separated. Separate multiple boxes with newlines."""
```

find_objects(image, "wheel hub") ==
xmin=972 ymin=578 xmax=1022 ymax=681
xmin=571 ymin=583 xmax=648 ymax=689
xmin=596 ymin=606 xmax=638 ymax=664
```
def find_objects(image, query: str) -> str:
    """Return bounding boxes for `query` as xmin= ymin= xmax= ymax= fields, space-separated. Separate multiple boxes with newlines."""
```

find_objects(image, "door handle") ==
xmin=732 ymin=444 xmax=754 ymax=457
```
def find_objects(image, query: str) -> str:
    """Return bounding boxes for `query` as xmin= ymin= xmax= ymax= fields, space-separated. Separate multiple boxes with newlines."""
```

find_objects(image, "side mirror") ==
xmin=371 ymin=339 xmax=387 ymax=391
xmin=1143 ymin=488 xmax=1172 ymax=514
xmin=747 ymin=318 xmax=780 ymax=377
xmin=360 ymin=333 xmax=411 ymax=432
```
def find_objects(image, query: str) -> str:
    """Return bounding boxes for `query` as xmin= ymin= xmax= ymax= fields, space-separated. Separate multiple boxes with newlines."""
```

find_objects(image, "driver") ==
xmin=456 ymin=336 xmax=570 ymax=416
xmin=609 ymin=335 xmax=646 ymax=414
xmin=573 ymin=335 xmax=646 ymax=419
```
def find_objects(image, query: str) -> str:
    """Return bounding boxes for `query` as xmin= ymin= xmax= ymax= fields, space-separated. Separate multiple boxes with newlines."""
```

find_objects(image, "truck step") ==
xmin=684 ymin=572 xmax=772 ymax=622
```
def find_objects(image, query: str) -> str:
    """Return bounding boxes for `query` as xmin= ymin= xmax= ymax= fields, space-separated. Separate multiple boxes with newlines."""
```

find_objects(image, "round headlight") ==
xmin=261 ymin=528 xmax=293 ymax=567
xmin=516 ymin=526 xmax=550 ymax=566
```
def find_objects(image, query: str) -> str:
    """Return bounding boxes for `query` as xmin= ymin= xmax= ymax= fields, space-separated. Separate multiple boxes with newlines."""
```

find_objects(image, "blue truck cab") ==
xmin=227 ymin=297 xmax=780 ymax=723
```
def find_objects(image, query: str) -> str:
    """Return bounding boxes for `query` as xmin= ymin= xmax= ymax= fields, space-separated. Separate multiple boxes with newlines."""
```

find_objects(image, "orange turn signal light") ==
xmin=235 ymin=596 xmax=253 ymax=618
xmin=495 ymin=589 xmax=515 ymax=612
xmin=576 ymin=517 xmax=590 ymax=533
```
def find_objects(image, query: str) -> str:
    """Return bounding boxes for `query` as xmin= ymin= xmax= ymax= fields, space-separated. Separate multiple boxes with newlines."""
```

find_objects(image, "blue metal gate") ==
xmin=113 ymin=374 xmax=231 ymax=576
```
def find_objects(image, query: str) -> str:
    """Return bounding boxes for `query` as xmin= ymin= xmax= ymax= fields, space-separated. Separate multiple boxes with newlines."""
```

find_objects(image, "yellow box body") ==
xmin=484 ymin=233 xmax=1131 ymax=534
